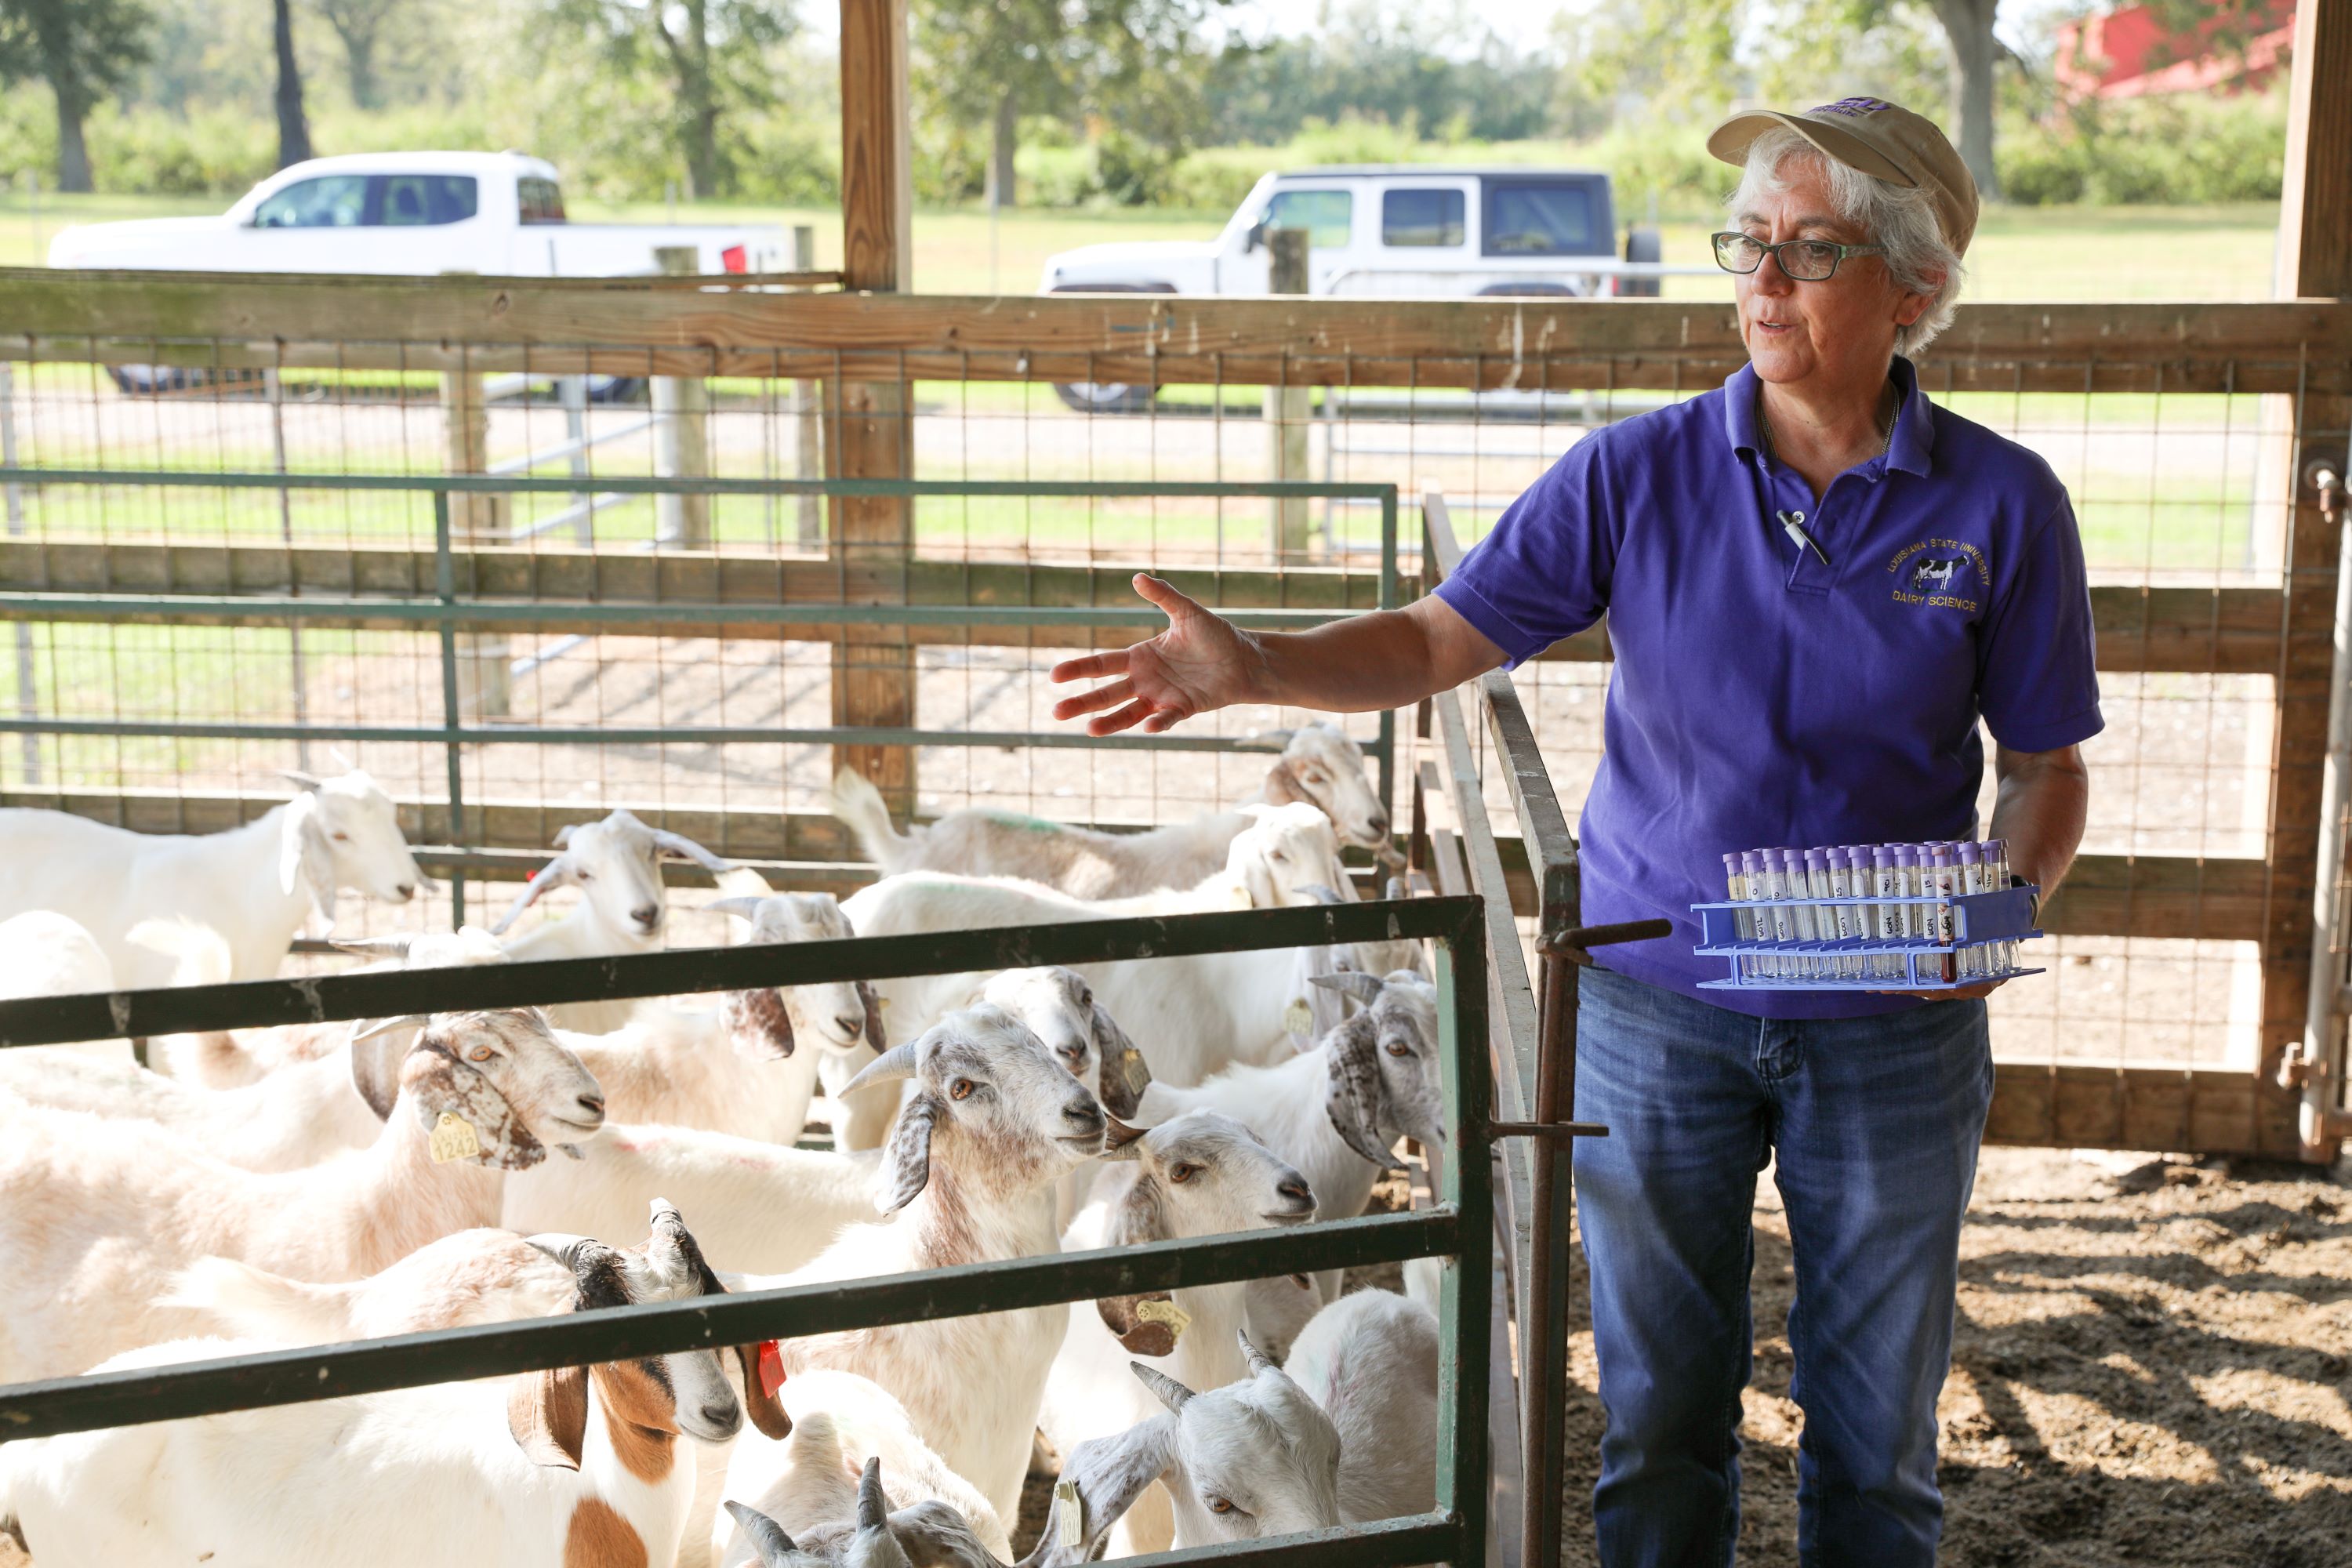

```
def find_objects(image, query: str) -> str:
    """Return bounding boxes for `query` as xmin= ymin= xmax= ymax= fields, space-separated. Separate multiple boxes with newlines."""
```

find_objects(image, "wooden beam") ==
xmin=2278 ymin=0 xmax=2352 ymax=296
xmin=8 ymin=277 xmax=2350 ymax=391
xmin=834 ymin=0 xmax=917 ymax=811
xmin=1985 ymin=1062 xmax=2263 ymax=1155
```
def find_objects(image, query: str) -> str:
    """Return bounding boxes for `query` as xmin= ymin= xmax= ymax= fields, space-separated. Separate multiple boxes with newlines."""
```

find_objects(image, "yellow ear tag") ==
xmin=1283 ymin=998 xmax=1314 ymax=1036
xmin=429 ymin=1111 xmax=482 ymax=1164
xmin=1134 ymin=1297 xmax=1191 ymax=1343
xmin=1054 ymin=1479 xmax=1083 ymax=1548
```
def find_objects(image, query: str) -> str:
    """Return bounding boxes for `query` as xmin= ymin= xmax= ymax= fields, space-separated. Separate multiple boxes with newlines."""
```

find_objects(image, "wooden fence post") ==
xmin=1265 ymin=227 xmax=1312 ymax=560
xmin=833 ymin=0 xmax=918 ymax=812
xmin=441 ymin=346 xmax=510 ymax=717
xmin=793 ymin=223 xmax=825 ymax=550
xmin=652 ymin=245 xmax=712 ymax=550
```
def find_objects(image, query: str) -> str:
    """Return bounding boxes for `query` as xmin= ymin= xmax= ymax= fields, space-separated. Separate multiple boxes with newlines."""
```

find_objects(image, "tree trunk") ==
xmin=680 ymin=0 xmax=720 ymax=200
xmin=341 ymin=31 xmax=379 ymax=111
xmin=987 ymin=89 xmax=1018 ymax=210
xmin=53 ymin=94 xmax=93 ymax=193
xmin=274 ymin=0 xmax=314 ymax=169
xmin=1931 ymin=0 xmax=2001 ymax=199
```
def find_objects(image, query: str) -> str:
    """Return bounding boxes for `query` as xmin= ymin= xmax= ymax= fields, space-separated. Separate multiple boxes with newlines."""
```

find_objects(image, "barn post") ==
xmin=833 ymin=0 xmax=919 ymax=815
xmin=2275 ymin=0 xmax=2352 ymax=1160
xmin=652 ymin=245 xmax=713 ymax=550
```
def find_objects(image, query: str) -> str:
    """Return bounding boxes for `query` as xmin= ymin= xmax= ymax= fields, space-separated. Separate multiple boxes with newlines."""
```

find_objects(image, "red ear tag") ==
xmin=757 ymin=1340 xmax=786 ymax=1399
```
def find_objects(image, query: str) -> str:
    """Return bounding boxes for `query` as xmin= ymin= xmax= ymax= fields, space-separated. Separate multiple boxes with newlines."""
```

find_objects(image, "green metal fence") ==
xmin=0 ymin=897 xmax=1492 ymax=1568
xmin=0 ymin=468 xmax=1403 ymax=922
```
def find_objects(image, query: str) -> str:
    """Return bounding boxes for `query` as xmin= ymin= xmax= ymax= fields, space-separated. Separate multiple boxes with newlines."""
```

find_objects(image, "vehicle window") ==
xmin=252 ymin=176 xmax=370 ymax=230
xmin=519 ymin=177 xmax=568 ymax=224
xmin=1382 ymin=188 xmax=1465 ymax=248
xmin=376 ymin=175 xmax=478 ymax=227
xmin=1261 ymin=189 xmax=1352 ymax=250
xmin=1483 ymin=181 xmax=1598 ymax=256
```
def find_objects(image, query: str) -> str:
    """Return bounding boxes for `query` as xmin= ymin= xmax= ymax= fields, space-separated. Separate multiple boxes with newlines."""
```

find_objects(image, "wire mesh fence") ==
xmin=2 ymin=277 xmax=2345 ymax=1155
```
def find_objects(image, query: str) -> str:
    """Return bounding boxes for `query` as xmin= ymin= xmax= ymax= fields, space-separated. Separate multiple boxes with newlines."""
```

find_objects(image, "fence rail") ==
xmin=0 ymin=896 xmax=1495 ymax=1568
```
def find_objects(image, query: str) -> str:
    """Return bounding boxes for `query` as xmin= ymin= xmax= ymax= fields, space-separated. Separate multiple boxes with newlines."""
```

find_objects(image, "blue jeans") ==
xmin=1571 ymin=965 xmax=1993 ymax=1568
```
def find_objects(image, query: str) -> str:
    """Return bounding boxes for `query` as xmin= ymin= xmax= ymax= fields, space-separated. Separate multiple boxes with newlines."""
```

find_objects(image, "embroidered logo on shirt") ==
xmin=1887 ymin=539 xmax=1988 ymax=612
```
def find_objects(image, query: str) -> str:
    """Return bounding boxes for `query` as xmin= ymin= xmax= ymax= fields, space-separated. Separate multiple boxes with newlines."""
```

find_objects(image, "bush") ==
xmin=1998 ymin=89 xmax=2286 ymax=205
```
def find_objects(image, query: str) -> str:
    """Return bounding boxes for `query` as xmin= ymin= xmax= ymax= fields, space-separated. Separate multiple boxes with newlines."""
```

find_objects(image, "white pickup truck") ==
xmin=1040 ymin=166 xmax=1686 ymax=411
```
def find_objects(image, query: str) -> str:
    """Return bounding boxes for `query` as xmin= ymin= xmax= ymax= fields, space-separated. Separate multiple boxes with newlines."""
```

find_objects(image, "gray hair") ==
xmin=1727 ymin=125 xmax=1965 ymax=358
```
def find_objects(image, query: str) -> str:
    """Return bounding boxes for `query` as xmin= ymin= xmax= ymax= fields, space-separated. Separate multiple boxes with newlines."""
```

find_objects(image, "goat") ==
xmin=1030 ymin=1349 xmax=1342 ymax=1566
xmin=1283 ymin=1289 xmax=1439 ymax=1524
xmin=1135 ymin=969 xmax=1443 ymax=1356
xmin=0 ymin=912 xmax=227 ymax=1063
xmin=0 ymin=1007 xmax=604 ymax=1385
xmin=0 ymin=1202 xmax=789 ymax=1568
xmin=0 ymin=768 xmax=423 ymax=993
xmin=1040 ymin=1112 xmax=1316 ymax=1557
xmin=829 ymin=724 xmax=1392 ymax=901
xmin=715 ymin=1379 xmax=1011 ymax=1568
xmin=840 ymin=809 xmax=1419 ymax=1100
xmin=491 ymin=808 xmax=738 ymax=1032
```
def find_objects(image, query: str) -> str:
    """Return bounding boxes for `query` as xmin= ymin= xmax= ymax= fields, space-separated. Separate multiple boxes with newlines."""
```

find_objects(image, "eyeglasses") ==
xmin=1711 ymin=232 xmax=1886 ymax=281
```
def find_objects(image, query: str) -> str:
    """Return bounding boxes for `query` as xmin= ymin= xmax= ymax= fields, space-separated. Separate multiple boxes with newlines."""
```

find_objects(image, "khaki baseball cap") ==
xmin=1708 ymin=96 xmax=1978 ymax=257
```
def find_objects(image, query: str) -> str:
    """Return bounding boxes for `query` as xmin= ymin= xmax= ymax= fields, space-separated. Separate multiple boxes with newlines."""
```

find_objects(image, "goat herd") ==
xmin=0 ymin=724 xmax=1454 ymax=1568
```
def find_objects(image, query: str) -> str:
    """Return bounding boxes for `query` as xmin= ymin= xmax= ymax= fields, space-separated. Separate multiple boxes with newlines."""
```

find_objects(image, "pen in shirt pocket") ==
xmin=1778 ymin=510 xmax=1831 ymax=567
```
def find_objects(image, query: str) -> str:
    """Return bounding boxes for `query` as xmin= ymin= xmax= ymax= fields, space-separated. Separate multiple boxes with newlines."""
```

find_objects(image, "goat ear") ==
xmin=347 ymin=1023 xmax=412 ymax=1120
xmin=490 ymin=857 xmax=575 ymax=935
xmin=724 ymin=1501 xmax=802 ymax=1568
xmin=705 ymin=895 xmax=768 ymax=923
xmin=651 ymin=828 xmax=735 ymax=872
xmin=551 ymin=823 xmax=581 ymax=849
xmin=1240 ymin=852 xmax=1280 ymax=911
xmin=280 ymin=768 xmax=325 ymax=793
xmin=856 ymin=981 xmax=888 ymax=1051
xmin=1261 ymin=757 xmax=1310 ymax=807
xmin=1310 ymin=970 xmax=1386 ymax=1010
xmin=279 ymin=793 xmax=339 ymax=931
xmin=1090 ymin=1004 xmax=1150 ymax=1120
xmin=1022 ymin=1417 xmax=1179 ymax=1568
xmin=877 ymin=1094 xmax=938 ymax=1214
xmin=507 ymin=1363 xmax=590 ymax=1470
xmin=732 ymin=1341 xmax=795 ymax=1440
xmin=1324 ymin=1018 xmax=1401 ymax=1169
xmin=1096 ymin=1175 xmax=1180 ymax=1354
xmin=721 ymin=987 xmax=796 ymax=1060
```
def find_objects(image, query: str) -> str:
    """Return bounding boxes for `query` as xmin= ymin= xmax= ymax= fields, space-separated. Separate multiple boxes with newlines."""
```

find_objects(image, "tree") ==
xmin=0 ymin=0 xmax=153 ymax=192
xmin=915 ymin=0 xmax=1231 ymax=209
xmin=557 ymin=0 xmax=797 ymax=199
xmin=274 ymin=0 xmax=314 ymax=166
xmin=1925 ymin=0 xmax=1998 ymax=196
xmin=310 ymin=0 xmax=401 ymax=108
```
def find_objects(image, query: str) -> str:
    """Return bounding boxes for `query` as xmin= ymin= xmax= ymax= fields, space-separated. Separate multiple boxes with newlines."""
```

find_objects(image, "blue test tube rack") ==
xmin=1690 ymin=884 xmax=2045 ymax=992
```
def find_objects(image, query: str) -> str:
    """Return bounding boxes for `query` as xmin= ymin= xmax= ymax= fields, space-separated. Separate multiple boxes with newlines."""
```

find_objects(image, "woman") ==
xmin=1051 ymin=98 xmax=2096 ymax=1566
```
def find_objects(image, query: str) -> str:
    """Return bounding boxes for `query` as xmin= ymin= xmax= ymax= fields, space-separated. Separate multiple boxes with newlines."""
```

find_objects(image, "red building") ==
xmin=2053 ymin=2 xmax=2296 ymax=100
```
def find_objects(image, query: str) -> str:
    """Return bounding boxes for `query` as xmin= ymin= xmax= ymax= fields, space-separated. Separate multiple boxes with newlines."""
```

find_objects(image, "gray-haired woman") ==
xmin=1052 ymin=99 xmax=2096 ymax=1565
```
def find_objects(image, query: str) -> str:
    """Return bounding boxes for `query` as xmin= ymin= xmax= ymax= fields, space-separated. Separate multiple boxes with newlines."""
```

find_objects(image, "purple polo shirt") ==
xmin=1433 ymin=357 xmax=2103 ymax=1018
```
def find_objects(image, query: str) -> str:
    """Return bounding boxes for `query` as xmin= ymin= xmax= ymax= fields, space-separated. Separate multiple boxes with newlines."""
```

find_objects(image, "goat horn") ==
xmin=1239 ymin=1329 xmax=1276 ymax=1377
xmin=840 ymin=1040 xmax=920 ymax=1098
xmin=724 ymin=1501 xmax=800 ymax=1565
xmin=857 ymin=1457 xmax=891 ymax=1532
xmin=328 ymin=935 xmax=415 ymax=958
xmin=704 ymin=896 xmax=768 ymax=920
xmin=1311 ymin=970 xmax=1386 ymax=1007
xmin=1102 ymin=1113 xmax=1149 ymax=1155
xmin=279 ymin=768 xmax=325 ymax=792
xmin=650 ymin=829 xmax=737 ymax=872
xmin=1298 ymin=883 xmax=1345 ymax=906
xmin=349 ymin=1013 xmax=430 ymax=1043
xmin=1130 ymin=1363 xmax=1196 ymax=1413
xmin=488 ymin=857 xmax=575 ymax=935
xmin=522 ymin=1233 xmax=598 ymax=1271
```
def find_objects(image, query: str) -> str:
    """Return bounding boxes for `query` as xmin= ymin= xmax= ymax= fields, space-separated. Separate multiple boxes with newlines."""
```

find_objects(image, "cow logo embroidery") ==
xmin=1887 ymin=539 xmax=1988 ymax=612
xmin=1811 ymin=96 xmax=1891 ymax=118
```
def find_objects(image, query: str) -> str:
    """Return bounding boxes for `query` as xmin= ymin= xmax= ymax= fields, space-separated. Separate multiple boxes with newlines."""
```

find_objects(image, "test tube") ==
xmin=1983 ymin=837 xmax=2015 ymax=973
xmin=1740 ymin=851 xmax=1769 ymax=979
xmin=1871 ymin=844 xmax=1900 ymax=981
xmin=1761 ymin=848 xmax=1795 ymax=980
xmin=1722 ymin=851 xmax=1754 ymax=981
xmin=1798 ymin=848 xmax=1829 ymax=980
xmin=1929 ymin=844 xmax=1958 ymax=982
xmin=1825 ymin=847 xmax=1857 ymax=981
xmin=1956 ymin=840 xmax=1985 ymax=978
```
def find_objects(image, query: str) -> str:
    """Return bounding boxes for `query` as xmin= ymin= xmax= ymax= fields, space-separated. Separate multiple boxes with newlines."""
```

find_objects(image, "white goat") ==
xmin=829 ymin=724 xmax=1392 ymax=900
xmin=841 ymin=807 xmax=1419 ymax=1098
xmin=491 ymin=808 xmax=738 ymax=1032
xmin=715 ymin=1376 xmax=1011 ymax=1568
xmin=1032 ymin=1351 xmax=1343 ymax=1566
xmin=0 ymin=1007 xmax=604 ymax=1385
xmin=725 ymin=1455 xmax=1016 ymax=1568
xmin=0 ymin=912 xmax=228 ymax=1062
xmin=0 ymin=769 xmax=423 ymax=993
xmin=1283 ymin=1289 xmax=1440 ymax=1524
xmin=1136 ymin=969 xmax=1443 ymax=1355
xmin=0 ymin=1202 xmax=789 ymax=1568
xmin=1040 ymin=1111 xmax=1316 ymax=1557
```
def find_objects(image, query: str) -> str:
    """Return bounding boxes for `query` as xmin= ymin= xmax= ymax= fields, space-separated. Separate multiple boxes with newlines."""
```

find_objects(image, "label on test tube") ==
xmin=1956 ymin=841 xmax=1985 ymax=978
xmin=1796 ymin=848 xmax=1828 ymax=978
xmin=1871 ymin=846 xmax=1900 ymax=982
xmin=1929 ymin=844 xmax=1958 ymax=982
xmin=1825 ymin=848 xmax=1855 ymax=980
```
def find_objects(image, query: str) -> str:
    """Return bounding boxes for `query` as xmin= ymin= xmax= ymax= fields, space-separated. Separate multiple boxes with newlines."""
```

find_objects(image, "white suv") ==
xmin=1040 ymin=167 xmax=1664 ymax=411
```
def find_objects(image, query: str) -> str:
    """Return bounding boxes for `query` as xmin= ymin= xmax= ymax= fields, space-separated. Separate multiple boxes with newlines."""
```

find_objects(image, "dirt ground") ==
xmin=5 ymin=1151 xmax=2346 ymax=1568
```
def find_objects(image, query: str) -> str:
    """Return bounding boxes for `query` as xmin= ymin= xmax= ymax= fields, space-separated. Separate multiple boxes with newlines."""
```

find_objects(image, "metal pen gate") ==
xmin=0 ymin=898 xmax=1494 ymax=1568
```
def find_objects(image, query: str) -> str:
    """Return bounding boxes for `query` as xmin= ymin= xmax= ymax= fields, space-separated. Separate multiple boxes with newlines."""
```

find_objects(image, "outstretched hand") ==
xmin=1050 ymin=574 xmax=1264 ymax=735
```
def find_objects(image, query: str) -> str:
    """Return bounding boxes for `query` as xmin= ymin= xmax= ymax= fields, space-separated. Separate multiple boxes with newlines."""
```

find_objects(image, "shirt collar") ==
xmin=1723 ymin=355 xmax=1936 ymax=480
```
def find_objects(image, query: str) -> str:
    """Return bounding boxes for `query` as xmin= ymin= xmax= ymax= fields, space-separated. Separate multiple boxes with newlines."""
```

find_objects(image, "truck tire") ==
xmin=1621 ymin=226 xmax=1663 ymax=298
xmin=586 ymin=375 xmax=647 ymax=405
xmin=1048 ymin=282 xmax=1173 ymax=416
